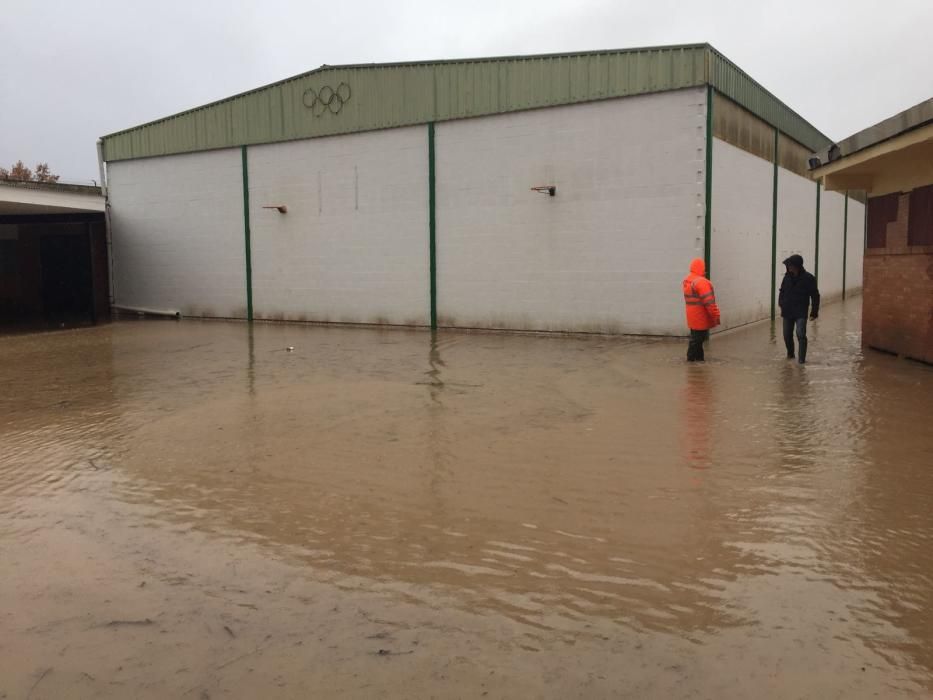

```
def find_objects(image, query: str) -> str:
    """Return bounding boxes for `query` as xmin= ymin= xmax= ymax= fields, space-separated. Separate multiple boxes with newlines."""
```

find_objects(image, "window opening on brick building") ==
xmin=908 ymin=184 xmax=933 ymax=246
xmin=867 ymin=192 xmax=899 ymax=248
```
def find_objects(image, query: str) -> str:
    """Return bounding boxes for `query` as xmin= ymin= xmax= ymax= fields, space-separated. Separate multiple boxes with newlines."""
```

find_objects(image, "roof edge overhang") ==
xmin=0 ymin=181 xmax=106 ymax=216
xmin=812 ymin=121 xmax=933 ymax=195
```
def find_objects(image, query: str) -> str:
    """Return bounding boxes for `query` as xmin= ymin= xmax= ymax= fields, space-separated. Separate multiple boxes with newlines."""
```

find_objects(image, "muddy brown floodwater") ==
xmin=2 ymin=299 xmax=933 ymax=699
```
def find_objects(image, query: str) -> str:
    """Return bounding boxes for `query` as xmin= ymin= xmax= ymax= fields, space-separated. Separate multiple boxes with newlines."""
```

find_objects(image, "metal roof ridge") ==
xmin=318 ymin=42 xmax=711 ymax=71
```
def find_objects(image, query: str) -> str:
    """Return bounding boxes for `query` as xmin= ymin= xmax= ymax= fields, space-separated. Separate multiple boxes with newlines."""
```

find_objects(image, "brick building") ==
xmin=99 ymin=44 xmax=865 ymax=335
xmin=812 ymin=99 xmax=933 ymax=364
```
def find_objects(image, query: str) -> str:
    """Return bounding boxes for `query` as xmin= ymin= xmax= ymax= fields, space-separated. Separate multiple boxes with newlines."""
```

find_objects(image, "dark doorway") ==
xmin=0 ymin=208 xmax=108 ymax=335
xmin=40 ymin=233 xmax=94 ymax=323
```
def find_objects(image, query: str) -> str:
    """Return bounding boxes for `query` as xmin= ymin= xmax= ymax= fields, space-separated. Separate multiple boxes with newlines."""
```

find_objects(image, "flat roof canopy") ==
xmin=811 ymin=98 xmax=933 ymax=196
xmin=812 ymin=121 xmax=933 ymax=196
xmin=0 ymin=181 xmax=105 ymax=217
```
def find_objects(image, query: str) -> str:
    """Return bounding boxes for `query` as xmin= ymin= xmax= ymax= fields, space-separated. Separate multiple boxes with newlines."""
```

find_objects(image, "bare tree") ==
xmin=33 ymin=162 xmax=60 ymax=183
xmin=0 ymin=160 xmax=60 ymax=183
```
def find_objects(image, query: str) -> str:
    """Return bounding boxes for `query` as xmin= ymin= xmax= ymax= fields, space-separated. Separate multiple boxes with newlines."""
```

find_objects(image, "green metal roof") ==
xmin=101 ymin=44 xmax=832 ymax=162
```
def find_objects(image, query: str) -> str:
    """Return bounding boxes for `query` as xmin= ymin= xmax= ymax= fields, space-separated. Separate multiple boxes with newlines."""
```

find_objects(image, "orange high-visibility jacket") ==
xmin=683 ymin=259 xmax=721 ymax=331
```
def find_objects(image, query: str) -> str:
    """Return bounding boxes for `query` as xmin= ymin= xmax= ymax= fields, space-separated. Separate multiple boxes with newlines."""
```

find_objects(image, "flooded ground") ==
xmin=2 ymin=299 xmax=933 ymax=699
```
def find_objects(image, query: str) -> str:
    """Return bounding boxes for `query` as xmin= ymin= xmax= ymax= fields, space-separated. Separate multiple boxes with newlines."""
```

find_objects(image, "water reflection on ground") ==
xmin=1 ymin=300 xmax=932 ymax=698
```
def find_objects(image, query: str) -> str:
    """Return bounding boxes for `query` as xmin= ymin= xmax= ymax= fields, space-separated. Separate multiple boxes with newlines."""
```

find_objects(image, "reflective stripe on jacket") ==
xmin=683 ymin=258 xmax=721 ymax=331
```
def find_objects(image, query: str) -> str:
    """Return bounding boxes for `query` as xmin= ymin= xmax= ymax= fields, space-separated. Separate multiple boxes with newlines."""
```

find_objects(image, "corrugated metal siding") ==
xmin=713 ymin=92 xmax=832 ymax=177
xmin=776 ymin=135 xmax=812 ymax=178
xmin=713 ymin=92 xmax=817 ymax=177
xmin=713 ymin=93 xmax=775 ymax=163
xmin=100 ymin=46 xmax=706 ymax=161
xmin=102 ymin=44 xmax=830 ymax=162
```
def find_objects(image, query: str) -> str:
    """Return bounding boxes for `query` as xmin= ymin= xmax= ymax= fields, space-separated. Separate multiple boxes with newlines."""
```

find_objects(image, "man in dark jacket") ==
xmin=778 ymin=254 xmax=820 ymax=364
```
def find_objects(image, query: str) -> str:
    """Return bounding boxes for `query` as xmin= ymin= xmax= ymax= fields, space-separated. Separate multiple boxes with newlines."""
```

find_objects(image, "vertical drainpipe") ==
xmin=842 ymin=190 xmax=849 ymax=300
xmin=95 ymin=140 xmax=108 ymax=199
xmin=770 ymin=128 xmax=779 ymax=322
xmin=814 ymin=181 xmax=821 ymax=283
xmin=96 ymin=139 xmax=115 ymax=308
xmin=241 ymin=145 xmax=254 ymax=322
xmin=428 ymin=122 xmax=438 ymax=330
xmin=704 ymin=85 xmax=714 ymax=277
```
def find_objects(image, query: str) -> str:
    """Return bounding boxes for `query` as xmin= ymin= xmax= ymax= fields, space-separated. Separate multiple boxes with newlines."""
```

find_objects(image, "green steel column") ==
xmin=814 ymin=181 xmax=821 ymax=283
xmin=241 ymin=145 xmax=254 ymax=322
xmin=770 ymin=129 xmax=779 ymax=322
xmin=428 ymin=122 xmax=437 ymax=329
xmin=704 ymin=85 xmax=714 ymax=277
xmin=842 ymin=191 xmax=849 ymax=300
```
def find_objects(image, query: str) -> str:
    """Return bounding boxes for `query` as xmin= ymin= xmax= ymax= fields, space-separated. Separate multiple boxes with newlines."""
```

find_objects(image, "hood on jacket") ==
xmin=689 ymin=258 xmax=705 ymax=276
xmin=782 ymin=254 xmax=805 ymax=269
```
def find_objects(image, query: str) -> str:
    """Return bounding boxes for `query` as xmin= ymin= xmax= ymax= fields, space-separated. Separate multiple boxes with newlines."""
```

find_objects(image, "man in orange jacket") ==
xmin=683 ymin=258 xmax=721 ymax=362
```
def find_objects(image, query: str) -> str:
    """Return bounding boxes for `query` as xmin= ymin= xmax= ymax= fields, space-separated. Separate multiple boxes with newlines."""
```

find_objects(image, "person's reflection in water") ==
xmin=775 ymin=361 xmax=815 ymax=471
xmin=681 ymin=365 xmax=714 ymax=472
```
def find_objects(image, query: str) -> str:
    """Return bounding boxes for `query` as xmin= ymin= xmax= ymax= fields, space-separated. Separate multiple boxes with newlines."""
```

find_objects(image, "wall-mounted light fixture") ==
xmin=262 ymin=204 xmax=288 ymax=214
xmin=530 ymin=185 xmax=556 ymax=197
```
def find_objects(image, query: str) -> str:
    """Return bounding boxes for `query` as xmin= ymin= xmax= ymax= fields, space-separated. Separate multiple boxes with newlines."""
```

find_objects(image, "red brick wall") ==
xmin=863 ymin=192 xmax=933 ymax=364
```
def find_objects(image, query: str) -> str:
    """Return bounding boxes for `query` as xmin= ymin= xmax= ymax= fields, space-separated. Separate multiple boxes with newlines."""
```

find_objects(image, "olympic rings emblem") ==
xmin=302 ymin=83 xmax=351 ymax=116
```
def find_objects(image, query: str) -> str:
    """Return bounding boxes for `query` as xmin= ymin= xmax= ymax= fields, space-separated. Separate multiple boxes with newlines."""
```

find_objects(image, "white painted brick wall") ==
xmin=435 ymin=88 xmax=706 ymax=335
xmin=845 ymin=198 xmax=865 ymax=294
xmin=817 ymin=193 xmax=863 ymax=300
xmin=246 ymin=127 xmax=429 ymax=325
xmin=775 ymin=168 xmax=819 ymax=311
xmin=710 ymin=139 xmax=773 ymax=328
xmin=817 ymin=188 xmax=845 ymax=299
xmin=107 ymin=89 xmax=855 ymax=337
xmin=108 ymin=149 xmax=247 ymax=317
xmin=711 ymin=141 xmax=857 ymax=328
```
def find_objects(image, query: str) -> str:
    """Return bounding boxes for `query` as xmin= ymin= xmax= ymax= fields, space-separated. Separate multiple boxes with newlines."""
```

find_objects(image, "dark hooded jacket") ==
xmin=778 ymin=254 xmax=820 ymax=320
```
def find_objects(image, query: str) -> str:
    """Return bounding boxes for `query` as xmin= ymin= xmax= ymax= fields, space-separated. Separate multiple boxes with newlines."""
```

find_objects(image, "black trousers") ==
xmin=687 ymin=329 xmax=709 ymax=362
xmin=783 ymin=317 xmax=808 ymax=362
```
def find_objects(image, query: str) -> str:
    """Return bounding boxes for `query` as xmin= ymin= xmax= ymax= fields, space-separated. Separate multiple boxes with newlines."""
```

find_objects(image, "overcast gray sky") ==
xmin=2 ymin=0 xmax=931 ymax=182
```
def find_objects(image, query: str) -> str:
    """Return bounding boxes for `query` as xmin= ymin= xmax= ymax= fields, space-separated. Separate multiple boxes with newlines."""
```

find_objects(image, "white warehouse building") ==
xmin=99 ymin=44 xmax=865 ymax=335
